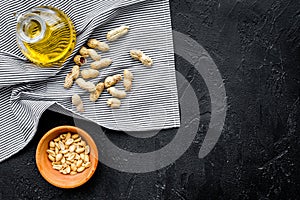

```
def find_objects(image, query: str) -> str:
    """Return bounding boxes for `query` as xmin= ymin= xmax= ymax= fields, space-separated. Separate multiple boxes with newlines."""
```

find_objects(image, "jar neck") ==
xmin=16 ymin=12 xmax=46 ymax=43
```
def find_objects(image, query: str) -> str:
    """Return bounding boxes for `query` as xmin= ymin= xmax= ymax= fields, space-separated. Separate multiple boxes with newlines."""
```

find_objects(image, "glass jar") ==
xmin=16 ymin=6 xmax=76 ymax=67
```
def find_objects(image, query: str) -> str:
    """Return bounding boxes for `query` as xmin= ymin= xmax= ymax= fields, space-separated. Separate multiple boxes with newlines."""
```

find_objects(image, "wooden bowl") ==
xmin=36 ymin=126 xmax=98 ymax=188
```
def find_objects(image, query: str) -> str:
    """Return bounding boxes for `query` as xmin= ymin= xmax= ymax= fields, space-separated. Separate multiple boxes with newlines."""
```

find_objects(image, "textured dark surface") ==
xmin=1 ymin=0 xmax=300 ymax=199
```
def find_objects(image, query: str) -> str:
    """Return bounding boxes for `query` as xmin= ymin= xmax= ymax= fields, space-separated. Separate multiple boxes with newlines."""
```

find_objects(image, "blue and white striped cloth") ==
xmin=0 ymin=0 xmax=180 ymax=162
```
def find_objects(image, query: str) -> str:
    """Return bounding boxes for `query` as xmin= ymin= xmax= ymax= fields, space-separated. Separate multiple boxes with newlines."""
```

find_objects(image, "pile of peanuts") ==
xmin=46 ymin=132 xmax=90 ymax=175
xmin=64 ymin=25 xmax=153 ymax=112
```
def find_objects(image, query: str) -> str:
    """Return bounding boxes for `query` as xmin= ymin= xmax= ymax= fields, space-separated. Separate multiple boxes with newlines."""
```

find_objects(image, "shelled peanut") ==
xmin=47 ymin=132 xmax=91 ymax=175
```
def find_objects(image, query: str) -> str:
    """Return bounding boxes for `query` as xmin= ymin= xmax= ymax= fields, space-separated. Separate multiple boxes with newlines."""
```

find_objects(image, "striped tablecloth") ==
xmin=0 ymin=0 xmax=180 ymax=162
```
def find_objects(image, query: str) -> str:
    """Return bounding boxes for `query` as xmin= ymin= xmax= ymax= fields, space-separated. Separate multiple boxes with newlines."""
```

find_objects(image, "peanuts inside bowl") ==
xmin=36 ymin=126 xmax=98 ymax=188
xmin=47 ymin=132 xmax=91 ymax=175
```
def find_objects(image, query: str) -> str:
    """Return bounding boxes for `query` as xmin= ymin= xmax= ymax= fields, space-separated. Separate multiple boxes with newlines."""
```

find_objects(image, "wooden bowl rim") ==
xmin=36 ymin=125 xmax=98 ymax=188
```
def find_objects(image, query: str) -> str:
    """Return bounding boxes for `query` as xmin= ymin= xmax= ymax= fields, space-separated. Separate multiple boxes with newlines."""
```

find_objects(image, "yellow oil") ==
xmin=17 ymin=6 xmax=76 ymax=67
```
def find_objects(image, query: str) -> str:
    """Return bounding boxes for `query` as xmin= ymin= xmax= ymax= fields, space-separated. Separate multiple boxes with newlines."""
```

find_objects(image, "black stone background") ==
xmin=1 ymin=0 xmax=300 ymax=199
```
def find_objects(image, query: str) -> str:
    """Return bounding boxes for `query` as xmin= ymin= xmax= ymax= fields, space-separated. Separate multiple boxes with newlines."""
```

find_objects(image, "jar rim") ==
xmin=16 ymin=13 xmax=46 ymax=43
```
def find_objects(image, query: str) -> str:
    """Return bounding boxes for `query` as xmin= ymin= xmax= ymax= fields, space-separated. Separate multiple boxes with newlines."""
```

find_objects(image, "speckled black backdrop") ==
xmin=1 ymin=0 xmax=300 ymax=199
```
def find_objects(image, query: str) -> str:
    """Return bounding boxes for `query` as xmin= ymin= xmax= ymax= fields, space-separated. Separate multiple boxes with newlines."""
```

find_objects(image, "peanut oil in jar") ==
xmin=16 ymin=6 xmax=76 ymax=67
